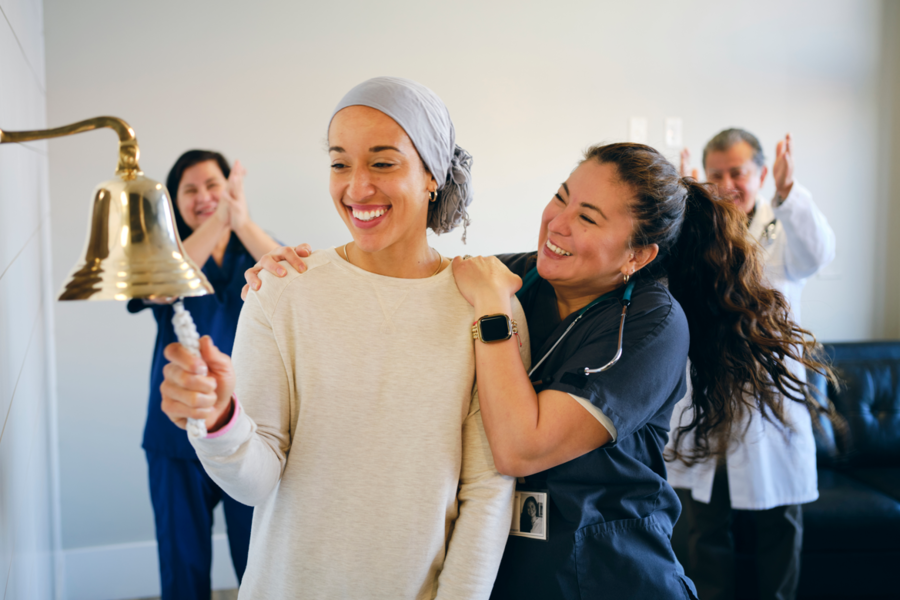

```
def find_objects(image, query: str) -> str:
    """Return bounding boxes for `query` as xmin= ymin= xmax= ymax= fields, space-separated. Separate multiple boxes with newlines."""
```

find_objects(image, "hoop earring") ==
xmin=623 ymin=273 xmax=630 ymax=283
xmin=429 ymin=190 xmax=437 ymax=202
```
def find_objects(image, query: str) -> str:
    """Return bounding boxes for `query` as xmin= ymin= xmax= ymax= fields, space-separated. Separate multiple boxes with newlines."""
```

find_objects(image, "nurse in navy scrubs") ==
xmin=243 ymin=143 xmax=827 ymax=598
xmin=449 ymin=143 xmax=826 ymax=599
xmin=128 ymin=150 xmax=279 ymax=599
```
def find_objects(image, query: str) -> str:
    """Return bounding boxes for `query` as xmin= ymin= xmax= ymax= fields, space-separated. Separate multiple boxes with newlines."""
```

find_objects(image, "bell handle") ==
xmin=0 ymin=116 xmax=141 ymax=179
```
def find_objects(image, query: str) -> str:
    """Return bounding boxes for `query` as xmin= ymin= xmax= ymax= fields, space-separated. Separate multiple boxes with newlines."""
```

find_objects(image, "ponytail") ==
xmin=667 ymin=179 xmax=829 ymax=464
xmin=580 ymin=144 xmax=834 ymax=465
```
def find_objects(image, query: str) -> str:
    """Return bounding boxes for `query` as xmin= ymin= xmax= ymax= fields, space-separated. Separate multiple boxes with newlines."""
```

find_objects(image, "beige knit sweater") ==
xmin=191 ymin=248 xmax=530 ymax=599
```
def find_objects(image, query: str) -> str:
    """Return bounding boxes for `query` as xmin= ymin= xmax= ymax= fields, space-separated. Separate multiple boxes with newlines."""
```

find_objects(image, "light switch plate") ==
xmin=629 ymin=117 xmax=648 ymax=144
xmin=665 ymin=117 xmax=683 ymax=147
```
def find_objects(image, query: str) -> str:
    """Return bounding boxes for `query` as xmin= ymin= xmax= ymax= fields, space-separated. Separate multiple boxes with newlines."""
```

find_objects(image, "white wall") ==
xmin=40 ymin=0 xmax=897 ymax=598
xmin=879 ymin=0 xmax=900 ymax=336
xmin=0 ymin=0 xmax=61 ymax=598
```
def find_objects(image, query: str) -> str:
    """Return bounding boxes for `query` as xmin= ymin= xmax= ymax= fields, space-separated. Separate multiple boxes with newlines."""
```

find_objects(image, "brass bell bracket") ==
xmin=0 ymin=116 xmax=142 ymax=179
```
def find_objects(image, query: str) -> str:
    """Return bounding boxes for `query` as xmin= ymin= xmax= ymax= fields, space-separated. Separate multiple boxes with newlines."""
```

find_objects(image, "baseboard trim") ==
xmin=63 ymin=533 xmax=238 ymax=600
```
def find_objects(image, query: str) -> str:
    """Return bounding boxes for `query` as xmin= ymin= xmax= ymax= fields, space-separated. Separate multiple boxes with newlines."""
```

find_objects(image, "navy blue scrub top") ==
xmin=491 ymin=253 xmax=696 ymax=600
xmin=128 ymin=235 xmax=257 ymax=460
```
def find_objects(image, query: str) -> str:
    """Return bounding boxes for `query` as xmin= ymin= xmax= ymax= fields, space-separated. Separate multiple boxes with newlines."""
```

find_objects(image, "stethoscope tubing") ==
xmin=584 ymin=302 xmax=628 ymax=374
xmin=527 ymin=316 xmax=583 ymax=378
xmin=518 ymin=270 xmax=635 ymax=380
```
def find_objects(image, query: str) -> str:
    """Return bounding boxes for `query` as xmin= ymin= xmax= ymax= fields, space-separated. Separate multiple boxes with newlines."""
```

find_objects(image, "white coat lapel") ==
xmin=747 ymin=196 xmax=776 ymax=241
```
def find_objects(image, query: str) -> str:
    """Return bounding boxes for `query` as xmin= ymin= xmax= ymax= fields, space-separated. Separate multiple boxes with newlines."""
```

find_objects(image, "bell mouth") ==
xmin=57 ymin=174 xmax=214 ymax=301
xmin=58 ymin=254 xmax=214 ymax=301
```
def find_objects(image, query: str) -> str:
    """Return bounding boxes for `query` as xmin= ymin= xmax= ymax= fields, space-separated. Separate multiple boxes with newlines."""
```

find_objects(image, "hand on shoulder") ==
xmin=242 ymin=243 xmax=313 ymax=300
xmin=451 ymin=255 xmax=522 ymax=308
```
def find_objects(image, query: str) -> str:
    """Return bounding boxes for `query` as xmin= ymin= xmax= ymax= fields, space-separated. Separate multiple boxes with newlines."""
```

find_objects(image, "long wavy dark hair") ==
xmin=582 ymin=143 xmax=834 ymax=465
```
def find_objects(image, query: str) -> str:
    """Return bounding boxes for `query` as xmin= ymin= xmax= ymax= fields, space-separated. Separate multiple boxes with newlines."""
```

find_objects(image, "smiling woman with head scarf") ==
xmin=330 ymin=76 xmax=474 ymax=240
xmin=158 ymin=77 xmax=528 ymax=599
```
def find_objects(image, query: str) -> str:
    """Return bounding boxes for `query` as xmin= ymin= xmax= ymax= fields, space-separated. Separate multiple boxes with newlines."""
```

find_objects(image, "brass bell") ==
xmin=0 ymin=117 xmax=213 ymax=301
xmin=58 ymin=173 xmax=214 ymax=301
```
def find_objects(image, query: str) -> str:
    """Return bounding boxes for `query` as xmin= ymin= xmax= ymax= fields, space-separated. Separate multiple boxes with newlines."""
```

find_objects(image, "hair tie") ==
xmin=449 ymin=145 xmax=473 ymax=185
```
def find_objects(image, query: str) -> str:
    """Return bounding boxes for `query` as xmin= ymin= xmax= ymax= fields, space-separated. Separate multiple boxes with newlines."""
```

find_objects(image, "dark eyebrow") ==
xmin=554 ymin=182 xmax=569 ymax=202
xmin=370 ymin=145 xmax=404 ymax=154
xmin=559 ymin=182 xmax=608 ymax=220
xmin=579 ymin=202 xmax=608 ymax=220
xmin=328 ymin=145 xmax=404 ymax=154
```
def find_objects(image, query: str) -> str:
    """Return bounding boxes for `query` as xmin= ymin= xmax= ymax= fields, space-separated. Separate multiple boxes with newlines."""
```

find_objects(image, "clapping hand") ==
xmin=680 ymin=148 xmax=699 ymax=180
xmin=223 ymin=160 xmax=250 ymax=232
xmin=772 ymin=133 xmax=795 ymax=200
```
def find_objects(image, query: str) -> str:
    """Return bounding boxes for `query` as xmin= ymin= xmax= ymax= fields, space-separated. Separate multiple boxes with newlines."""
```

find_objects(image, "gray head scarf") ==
xmin=329 ymin=76 xmax=473 ymax=241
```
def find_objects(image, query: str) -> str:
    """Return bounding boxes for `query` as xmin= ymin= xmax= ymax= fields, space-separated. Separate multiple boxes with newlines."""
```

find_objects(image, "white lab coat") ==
xmin=666 ymin=182 xmax=836 ymax=510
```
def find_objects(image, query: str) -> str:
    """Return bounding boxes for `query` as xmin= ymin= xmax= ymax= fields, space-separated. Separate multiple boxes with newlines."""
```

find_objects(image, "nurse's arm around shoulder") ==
xmin=452 ymin=256 xmax=612 ymax=478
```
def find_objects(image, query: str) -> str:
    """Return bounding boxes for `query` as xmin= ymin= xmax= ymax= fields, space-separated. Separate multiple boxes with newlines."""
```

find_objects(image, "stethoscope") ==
xmin=516 ymin=267 xmax=636 ymax=380
xmin=760 ymin=218 xmax=778 ymax=243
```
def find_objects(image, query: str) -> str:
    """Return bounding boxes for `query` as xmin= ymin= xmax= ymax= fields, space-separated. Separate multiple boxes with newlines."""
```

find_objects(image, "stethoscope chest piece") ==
xmin=760 ymin=219 xmax=778 ymax=245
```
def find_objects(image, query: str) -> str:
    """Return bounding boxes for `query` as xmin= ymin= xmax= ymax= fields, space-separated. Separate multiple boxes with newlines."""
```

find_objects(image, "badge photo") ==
xmin=510 ymin=491 xmax=548 ymax=541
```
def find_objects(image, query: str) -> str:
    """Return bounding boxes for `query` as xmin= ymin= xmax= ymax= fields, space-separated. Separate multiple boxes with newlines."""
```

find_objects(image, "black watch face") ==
xmin=480 ymin=315 xmax=511 ymax=341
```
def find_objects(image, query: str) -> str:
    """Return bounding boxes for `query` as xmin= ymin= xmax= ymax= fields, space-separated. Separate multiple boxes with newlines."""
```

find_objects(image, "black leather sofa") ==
xmin=734 ymin=341 xmax=900 ymax=600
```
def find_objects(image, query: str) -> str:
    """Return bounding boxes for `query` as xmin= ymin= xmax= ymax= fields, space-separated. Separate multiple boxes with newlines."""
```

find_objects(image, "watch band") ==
xmin=471 ymin=314 xmax=520 ymax=345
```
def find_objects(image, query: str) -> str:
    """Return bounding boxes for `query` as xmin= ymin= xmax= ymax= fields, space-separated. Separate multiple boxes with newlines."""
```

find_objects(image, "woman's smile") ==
xmin=543 ymin=239 xmax=572 ymax=258
xmin=346 ymin=203 xmax=392 ymax=228
xmin=195 ymin=203 xmax=218 ymax=220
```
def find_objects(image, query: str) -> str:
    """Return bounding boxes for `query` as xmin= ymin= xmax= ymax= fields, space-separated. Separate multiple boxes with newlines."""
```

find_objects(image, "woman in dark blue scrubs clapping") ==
xmin=128 ymin=150 xmax=279 ymax=600
xmin=244 ymin=143 xmax=827 ymax=598
xmin=450 ymin=143 xmax=826 ymax=599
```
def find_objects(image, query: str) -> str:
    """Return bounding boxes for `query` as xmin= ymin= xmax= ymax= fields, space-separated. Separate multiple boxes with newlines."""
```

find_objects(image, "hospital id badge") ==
xmin=510 ymin=485 xmax=549 ymax=541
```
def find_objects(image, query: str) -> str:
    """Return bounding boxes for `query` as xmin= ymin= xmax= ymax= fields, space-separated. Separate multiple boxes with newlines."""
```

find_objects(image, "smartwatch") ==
xmin=472 ymin=314 xmax=517 ymax=343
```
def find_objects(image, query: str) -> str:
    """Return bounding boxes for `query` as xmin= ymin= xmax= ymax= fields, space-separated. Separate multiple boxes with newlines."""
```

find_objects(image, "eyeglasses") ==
xmin=706 ymin=164 xmax=757 ymax=184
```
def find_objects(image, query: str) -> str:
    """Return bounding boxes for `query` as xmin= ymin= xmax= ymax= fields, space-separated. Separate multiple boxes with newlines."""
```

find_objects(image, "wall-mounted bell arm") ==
xmin=0 ymin=116 xmax=141 ymax=179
